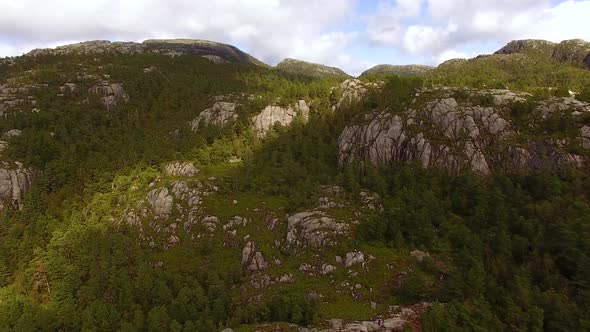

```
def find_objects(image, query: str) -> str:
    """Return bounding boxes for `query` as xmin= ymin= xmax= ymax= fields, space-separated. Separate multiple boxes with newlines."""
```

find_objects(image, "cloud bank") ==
xmin=0 ymin=0 xmax=588 ymax=75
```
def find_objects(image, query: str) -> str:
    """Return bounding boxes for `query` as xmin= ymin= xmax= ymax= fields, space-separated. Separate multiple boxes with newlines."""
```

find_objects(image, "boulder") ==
xmin=252 ymin=100 xmax=310 ymax=138
xmin=146 ymin=187 xmax=173 ymax=217
xmin=3 ymin=129 xmax=22 ymax=139
xmin=164 ymin=162 xmax=200 ymax=177
xmin=286 ymin=211 xmax=350 ymax=249
xmin=191 ymin=102 xmax=238 ymax=130
xmin=241 ymin=242 xmax=268 ymax=273
xmin=344 ymin=251 xmax=365 ymax=268
xmin=322 ymin=263 xmax=336 ymax=275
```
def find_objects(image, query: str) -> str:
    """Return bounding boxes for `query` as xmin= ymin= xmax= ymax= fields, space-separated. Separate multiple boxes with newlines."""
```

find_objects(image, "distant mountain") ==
xmin=360 ymin=64 xmax=434 ymax=77
xmin=495 ymin=39 xmax=590 ymax=68
xmin=26 ymin=39 xmax=268 ymax=67
xmin=275 ymin=58 xmax=350 ymax=78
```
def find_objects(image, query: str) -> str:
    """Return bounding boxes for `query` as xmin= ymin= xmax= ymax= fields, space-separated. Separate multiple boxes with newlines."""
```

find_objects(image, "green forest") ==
xmin=0 ymin=47 xmax=590 ymax=332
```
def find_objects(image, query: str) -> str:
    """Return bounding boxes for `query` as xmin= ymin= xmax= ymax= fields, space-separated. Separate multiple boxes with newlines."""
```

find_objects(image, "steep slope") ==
xmin=495 ymin=38 xmax=590 ymax=68
xmin=275 ymin=58 xmax=350 ymax=79
xmin=360 ymin=64 xmax=434 ymax=77
xmin=0 ymin=39 xmax=590 ymax=332
xmin=338 ymin=86 xmax=590 ymax=175
xmin=26 ymin=39 xmax=268 ymax=66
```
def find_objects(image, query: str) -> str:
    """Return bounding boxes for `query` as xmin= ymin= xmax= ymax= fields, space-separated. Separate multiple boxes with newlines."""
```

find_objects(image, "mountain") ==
xmin=360 ymin=64 xmax=434 ymax=77
xmin=275 ymin=58 xmax=350 ymax=78
xmin=495 ymin=38 xmax=590 ymax=68
xmin=27 ymin=38 xmax=268 ymax=66
xmin=1 ymin=39 xmax=590 ymax=331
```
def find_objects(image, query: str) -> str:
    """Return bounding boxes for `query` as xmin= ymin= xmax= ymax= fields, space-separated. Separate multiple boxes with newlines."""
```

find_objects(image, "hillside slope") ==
xmin=275 ymin=58 xmax=350 ymax=79
xmin=360 ymin=64 xmax=434 ymax=77
xmin=0 ymin=39 xmax=589 ymax=332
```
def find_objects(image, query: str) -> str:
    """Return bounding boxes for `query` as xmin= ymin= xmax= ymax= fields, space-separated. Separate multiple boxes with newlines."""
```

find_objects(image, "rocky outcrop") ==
xmin=3 ymin=129 xmax=22 ymax=139
xmin=146 ymin=188 xmax=173 ymax=217
xmin=28 ymin=39 xmax=267 ymax=67
xmin=0 ymin=162 xmax=34 ymax=211
xmin=344 ymin=251 xmax=365 ymax=268
xmin=0 ymin=84 xmax=44 ymax=113
xmin=338 ymin=90 xmax=589 ymax=175
xmin=276 ymin=58 xmax=350 ymax=78
xmin=191 ymin=102 xmax=238 ymax=130
xmin=286 ymin=211 xmax=350 ymax=250
xmin=495 ymin=39 xmax=556 ymax=57
xmin=495 ymin=39 xmax=590 ymax=68
xmin=252 ymin=100 xmax=310 ymax=138
xmin=241 ymin=241 xmax=268 ymax=273
xmin=164 ymin=162 xmax=199 ymax=177
xmin=361 ymin=64 xmax=434 ymax=77
xmin=326 ymin=302 xmax=432 ymax=332
xmin=88 ymin=83 xmax=129 ymax=111
xmin=334 ymin=79 xmax=378 ymax=110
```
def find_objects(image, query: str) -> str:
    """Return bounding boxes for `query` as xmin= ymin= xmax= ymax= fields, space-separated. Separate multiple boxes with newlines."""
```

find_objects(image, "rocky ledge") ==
xmin=338 ymin=88 xmax=590 ymax=175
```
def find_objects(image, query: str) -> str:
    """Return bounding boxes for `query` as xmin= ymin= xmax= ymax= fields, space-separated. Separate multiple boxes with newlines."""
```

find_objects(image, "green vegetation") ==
xmin=0 ymin=41 xmax=590 ymax=331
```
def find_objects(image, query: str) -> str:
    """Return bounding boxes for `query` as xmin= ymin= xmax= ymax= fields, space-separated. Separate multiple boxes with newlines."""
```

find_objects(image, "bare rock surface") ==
xmin=0 ymin=162 xmax=34 ymax=211
xmin=191 ymin=102 xmax=238 ymax=130
xmin=286 ymin=211 xmax=350 ymax=250
xmin=88 ymin=83 xmax=129 ymax=111
xmin=338 ymin=90 xmax=590 ymax=175
xmin=164 ymin=162 xmax=200 ymax=177
xmin=252 ymin=100 xmax=310 ymax=138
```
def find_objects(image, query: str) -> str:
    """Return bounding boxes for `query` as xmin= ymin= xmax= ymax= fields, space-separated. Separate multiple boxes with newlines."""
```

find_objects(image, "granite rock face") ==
xmin=0 ymin=162 xmax=34 ymax=211
xmin=164 ymin=162 xmax=200 ymax=177
xmin=338 ymin=89 xmax=589 ymax=175
xmin=286 ymin=211 xmax=351 ymax=250
xmin=88 ymin=83 xmax=129 ymax=111
xmin=252 ymin=100 xmax=310 ymax=138
xmin=495 ymin=39 xmax=590 ymax=68
xmin=191 ymin=102 xmax=238 ymax=130
xmin=333 ymin=79 xmax=379 ymax=111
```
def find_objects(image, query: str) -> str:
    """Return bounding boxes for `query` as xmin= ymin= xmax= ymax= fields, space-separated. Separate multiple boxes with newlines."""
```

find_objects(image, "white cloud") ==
xmin=366 ymin=0 xmax=588 ymax=59
xmin=523 ymin=0 xmax=590 ymax=42
xmin=433 ymin=49 xmax=474 ymax=64
xmin=0 ymin=0 xmax=363 ymax=73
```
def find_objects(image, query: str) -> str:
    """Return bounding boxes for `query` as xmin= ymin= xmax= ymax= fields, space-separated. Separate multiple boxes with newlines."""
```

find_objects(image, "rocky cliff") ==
xmin=338 ymin=88 xmax=590 ymax=175
xmin=26 ymin=39 xmax=267 ymax=66
xmin=495 ymin=39 xmax=590 ymax=68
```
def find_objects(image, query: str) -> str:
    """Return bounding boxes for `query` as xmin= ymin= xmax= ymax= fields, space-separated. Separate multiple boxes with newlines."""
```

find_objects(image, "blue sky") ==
xmin=0 ymin=0 xmax=588 ymax=75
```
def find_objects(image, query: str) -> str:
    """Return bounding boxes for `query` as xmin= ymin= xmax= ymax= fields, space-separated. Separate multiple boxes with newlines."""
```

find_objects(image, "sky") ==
xmin=0 ymin=0 xmax=589 ymax=76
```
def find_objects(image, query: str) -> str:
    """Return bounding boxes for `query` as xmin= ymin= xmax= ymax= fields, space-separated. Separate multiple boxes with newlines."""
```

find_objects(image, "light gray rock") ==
xmin=0 ymin=162 xmax=34 ymax=211
xmin=286 ymin=211 xmax=350 ymax=249
xmin=344 ymin=251 xmax=365 ymax=268
xmin=3 ymin=129 xmax=22 ymax=139
xmin=146 ymin=187 xmax=173 ymax=217
xmin=322 ymin=263 xmax=337 ymax=275
xmin=164 ymin=162 xmax=200 ymax=177
xmin=191 ymin=102 xmax=238 ymax=130
xmin=335 ymin=79 xmax=369 ymax=110
xmin=202 ymin=55 xmax=227 ymax=64
xmin=410 ymin=250 xmax=430 ymax=262
xmin=241 ymin=242 xmax=268 ymax=273
xmin=88 ymin=83 xmax=129 ymax=111
xmin=252 ymin=100 xmax=310 ymax=138
xmin=338 ymin=91 xmax=588 ymax=175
